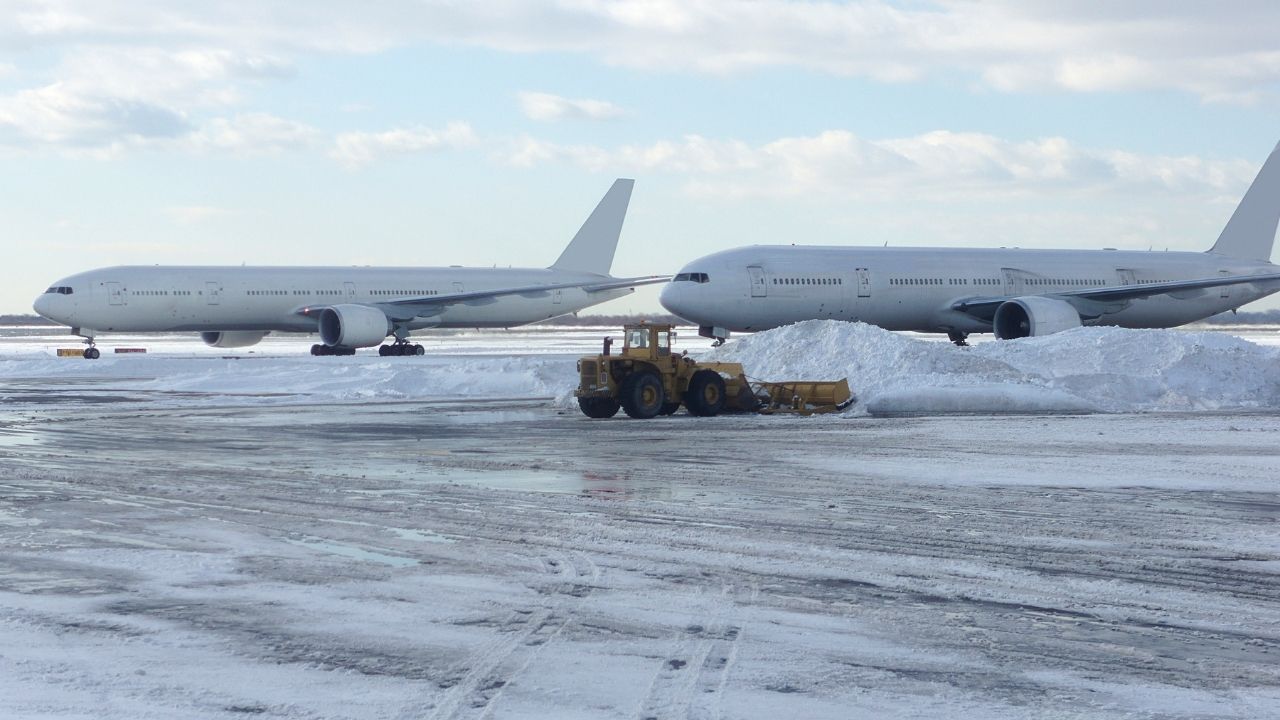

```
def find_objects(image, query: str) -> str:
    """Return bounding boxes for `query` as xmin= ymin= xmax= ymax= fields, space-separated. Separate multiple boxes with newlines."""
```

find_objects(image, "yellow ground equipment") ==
xmin=575 ymin=323 xmax=853 ymax=419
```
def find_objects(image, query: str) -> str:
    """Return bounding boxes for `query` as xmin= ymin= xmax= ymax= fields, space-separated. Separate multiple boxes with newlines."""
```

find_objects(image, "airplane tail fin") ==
xmin=1209 ymin=140 xmax=1280 ymax=262
xmin=551 ymin=178 xmax=634 ymax=275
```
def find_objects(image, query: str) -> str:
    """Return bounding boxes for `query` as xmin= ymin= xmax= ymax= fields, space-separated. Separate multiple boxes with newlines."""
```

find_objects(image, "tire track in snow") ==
xmin=427 ymin=550 xmax=599 ymax=720
xmin=635 ymin=581 xmax=745 ymax=720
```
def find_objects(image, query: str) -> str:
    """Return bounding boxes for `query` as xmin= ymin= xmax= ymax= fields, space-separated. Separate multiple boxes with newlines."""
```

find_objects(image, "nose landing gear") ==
xmin=698 ymin=325 xmax=730 ymax=348
xmin=74 ymin=328 xmax=101 ymax=359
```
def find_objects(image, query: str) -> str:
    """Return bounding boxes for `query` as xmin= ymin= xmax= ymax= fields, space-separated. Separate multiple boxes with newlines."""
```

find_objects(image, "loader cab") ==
xmin=621 ymin=323 xmax=675 ymax=360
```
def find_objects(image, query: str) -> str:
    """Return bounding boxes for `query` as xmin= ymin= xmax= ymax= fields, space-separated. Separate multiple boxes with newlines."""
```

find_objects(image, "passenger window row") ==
xmin=889 ymin=277 xmax=1111 ymax=288
xmin=890 ymin=278 xmax=947 ymax=286
xmin=773 ymin=277 xmax=842 ymax=285
xmin=244 ymin=289 xmax=442 ymax=297
xmin=1026 ymin=279 xmax=1105 ymax=286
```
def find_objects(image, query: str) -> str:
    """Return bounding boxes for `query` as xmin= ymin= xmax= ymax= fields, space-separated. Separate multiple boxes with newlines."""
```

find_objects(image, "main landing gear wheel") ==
xmin=379 ymin=343 xmax=425 ymax=357
xmin=685 ymin=369 xmax=726 ymax=417
xmin=82 ymin=347 xmax=100 ymax=359
xmin=311 ymin=344 xmax=356 ymax=356
xmin=578 ymin=397 xmax=621 ymax=418
xmin=620 ymin=372 xmax=666 ymax=419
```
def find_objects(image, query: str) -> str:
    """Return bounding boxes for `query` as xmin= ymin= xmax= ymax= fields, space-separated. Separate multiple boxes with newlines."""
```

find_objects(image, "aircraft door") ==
xmin=453 ymin=282 xmax=465 ymax=294
xmin=1116 ymin=269 xmax=1136 ymax=286
xmin=1001 ymin=268 xmax=1024 ymax=295
xmin=107 ymin=282 xmax=125 ymax=306
xmin=1219 ymin=269 xmax=1232 ymax=299
xmin=855 ymin=268 xmax=871 ymax=298
xmin=553 ymin=288 xmax=562 ymax=305
xmin=747 ymin=266 xmax=767 ymax=297
xmin=205 ymin=281 xmax=220 ymax=305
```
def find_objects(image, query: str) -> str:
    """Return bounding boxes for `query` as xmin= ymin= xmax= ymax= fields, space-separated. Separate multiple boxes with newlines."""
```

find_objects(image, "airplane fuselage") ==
xmin=36 ymin=265 xmax=631 ymax=334
xmin=660 ymin=246 xmax=1280 ymax=335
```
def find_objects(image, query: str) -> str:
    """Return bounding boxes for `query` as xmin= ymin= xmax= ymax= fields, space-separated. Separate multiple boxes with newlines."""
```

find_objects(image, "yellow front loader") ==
xmin=575 ymin=323 xmax=853 ymax=419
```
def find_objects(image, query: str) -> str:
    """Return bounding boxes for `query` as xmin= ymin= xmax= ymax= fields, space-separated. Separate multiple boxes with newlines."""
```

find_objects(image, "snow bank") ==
xmin=0 ymin=354 xmax=579 ymax=406
xmin=3 ymin=324 xmax=1276 ymax=415
xmin=707 ymin=321 xmax=1280 ymax=414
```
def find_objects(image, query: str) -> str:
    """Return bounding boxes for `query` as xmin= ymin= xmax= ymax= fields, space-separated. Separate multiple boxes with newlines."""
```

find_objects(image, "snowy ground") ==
xmin=1 ymin=325 xmax=1278 ymax=719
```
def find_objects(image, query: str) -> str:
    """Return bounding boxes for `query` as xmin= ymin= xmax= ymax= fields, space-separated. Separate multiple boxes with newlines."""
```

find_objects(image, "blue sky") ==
xmin=3 ymin=1 xmax=1280 ymax=314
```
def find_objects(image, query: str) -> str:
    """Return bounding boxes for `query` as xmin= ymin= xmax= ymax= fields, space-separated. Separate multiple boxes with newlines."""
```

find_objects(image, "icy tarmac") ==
xmin=1 ymin=326 xmax=1278 ymax=719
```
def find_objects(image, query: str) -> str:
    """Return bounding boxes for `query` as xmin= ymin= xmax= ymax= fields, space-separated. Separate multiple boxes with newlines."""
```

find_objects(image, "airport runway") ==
xmin=1 ymin=378 xmax=1278 ymax=718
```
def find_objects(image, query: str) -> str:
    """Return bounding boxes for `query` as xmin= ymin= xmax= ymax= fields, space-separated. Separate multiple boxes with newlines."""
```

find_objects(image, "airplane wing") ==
xmin=297 ymin=275 xmax=671 ymax=322
xmin=952 ymin=271 xmax=1280 ymax=321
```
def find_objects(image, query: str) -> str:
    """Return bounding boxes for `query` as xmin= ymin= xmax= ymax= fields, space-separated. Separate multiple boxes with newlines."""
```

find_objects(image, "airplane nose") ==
xmin=659 ymin=282 xmax=690 ymax=319
xmin=32 ymin=293 xmax=51 ymax=319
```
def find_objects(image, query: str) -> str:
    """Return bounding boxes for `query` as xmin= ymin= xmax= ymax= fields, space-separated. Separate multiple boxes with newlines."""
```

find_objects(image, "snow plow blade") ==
xmin=748 ymin=378 xmax=854 ymax=415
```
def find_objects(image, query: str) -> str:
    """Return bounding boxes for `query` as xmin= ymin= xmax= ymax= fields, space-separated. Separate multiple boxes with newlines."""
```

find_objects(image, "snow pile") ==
xmin=0 ymin=354 xmax=579 ymax=406
xmin=707 ymin=321 xmax=1280 ymax=414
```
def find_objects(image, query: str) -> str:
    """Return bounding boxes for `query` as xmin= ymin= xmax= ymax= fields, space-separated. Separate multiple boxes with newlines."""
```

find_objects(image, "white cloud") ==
xmin=503 ymin=129 xmax=1258 ymax=201
xmin=0 ymin=2 xmax=1276 ymax=159
xmin=0 ymin=82 xmax=189 ymax=149
xmin=185 ymin=113 xmax=321 ymax=155
xmin=3 ymin=1 xmax=1278 ymax=109
xmin=330 ymin=122 xmax=478 ymax=168
xmin=517 ymin=91 xmax=624 ymax=122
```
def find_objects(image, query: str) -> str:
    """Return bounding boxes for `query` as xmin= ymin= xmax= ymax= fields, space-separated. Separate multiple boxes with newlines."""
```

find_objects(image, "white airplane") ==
xmin=35 ymin=179 xmax=667 ymax=358
xmin=661 ymin=142 xmax=1280 ymax=345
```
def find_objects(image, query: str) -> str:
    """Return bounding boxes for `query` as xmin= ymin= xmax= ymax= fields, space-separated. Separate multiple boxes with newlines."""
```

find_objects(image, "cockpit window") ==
xmin=673 ymin=272 xmax=710 ymax=283
xmin=45 ymin=286 xmax=73 ymax=295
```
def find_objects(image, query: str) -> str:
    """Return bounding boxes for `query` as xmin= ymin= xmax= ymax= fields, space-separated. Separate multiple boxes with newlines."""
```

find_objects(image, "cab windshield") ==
xmin=626 ymin=329 xmax=648 ymax=349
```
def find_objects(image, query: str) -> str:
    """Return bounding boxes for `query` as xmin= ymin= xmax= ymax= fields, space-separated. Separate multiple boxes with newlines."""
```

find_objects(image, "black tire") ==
xmin=578 ymin=397 xmax=621 ymax=419
xmin=90 ymin=348 xmax=100 ymax=359
xmin=412 ymin=344 xmax=425 ymax=356
xmin=685 ymin=369 xmax=726 ymax=417
xmin=620 ymin=372 xmax=665 ymax=419
xmin=379 ymin=345 xmax=390 ymax=356
xmin=658 ymin=402 xmax=681 ymax=416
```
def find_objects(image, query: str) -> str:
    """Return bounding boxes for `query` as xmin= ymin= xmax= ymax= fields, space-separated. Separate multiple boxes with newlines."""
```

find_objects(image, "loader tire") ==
xmin=620 ymin=372 xmax=665 ymax=419
xmin=685 ymin=370 xmax=726 ymax=417
xmin=578 ymin=397 xmax=621 ymax=419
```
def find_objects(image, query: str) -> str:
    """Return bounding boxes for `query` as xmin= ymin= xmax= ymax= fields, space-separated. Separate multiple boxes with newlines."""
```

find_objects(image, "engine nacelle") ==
xmin=993 ymin=296 xmax=1082 ymax=339
xmin=318 ymin=304 xmax=390 ymax=348
xmin=201 ymin=331 xmax=268 ymax=348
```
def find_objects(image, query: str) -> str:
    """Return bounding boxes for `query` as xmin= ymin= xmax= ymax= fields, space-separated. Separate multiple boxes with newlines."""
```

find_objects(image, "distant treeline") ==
xmin=0 ymin=314 xmax=57 ymax=326
xmin=1 ymin=312 xmax=685 ymax=327
xmin=1194 ymin=309 xmax=1280 ymax=326
xmin=543 ymin=313 xmax=684 ymax=326
xmin=5 ymin=310 xmax=1275 ymax=328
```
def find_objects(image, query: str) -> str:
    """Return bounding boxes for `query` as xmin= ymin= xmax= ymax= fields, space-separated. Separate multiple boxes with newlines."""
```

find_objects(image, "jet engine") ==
xmin=993 ymin=296 xmax=1082 ymax=339
xmin=318 ymin=304 xmax=390 ymax=348
xmin=201 ymin=331 xmax=268 ymax=348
